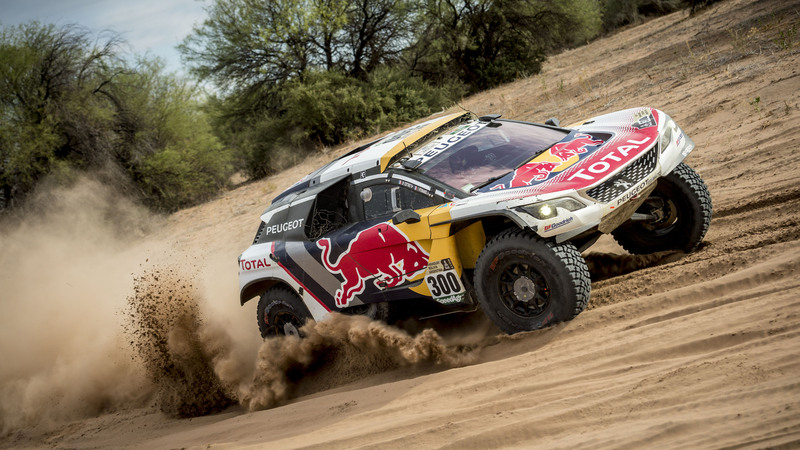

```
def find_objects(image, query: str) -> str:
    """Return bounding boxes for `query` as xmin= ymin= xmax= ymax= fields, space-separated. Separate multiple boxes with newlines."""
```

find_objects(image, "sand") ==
xmin=2 ymin=0 xmax=799 ymax=447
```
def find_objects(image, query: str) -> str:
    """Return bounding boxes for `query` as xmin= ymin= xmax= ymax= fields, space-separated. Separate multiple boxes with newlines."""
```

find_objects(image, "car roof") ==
xmin=323 ymin=112 xmax=473 ymax=178
xmin=271 ymin=112 xmax=473 ymax=204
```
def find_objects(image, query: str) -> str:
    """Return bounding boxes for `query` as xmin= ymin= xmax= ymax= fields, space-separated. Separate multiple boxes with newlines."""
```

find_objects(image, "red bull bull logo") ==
xmin=509 ymin=161 xmax=561 ymax=187
xmin=317 ymin=223 xmax=429 ymax=307
xmin=549 ymin=133 xmax=605 ymax=162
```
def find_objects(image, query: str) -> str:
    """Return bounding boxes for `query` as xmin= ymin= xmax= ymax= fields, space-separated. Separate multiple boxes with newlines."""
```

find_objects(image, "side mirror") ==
xmin=545 ymin=117 xmax=560 ymax=127
xmin=392 ymin=209 xmax=421 ymax=225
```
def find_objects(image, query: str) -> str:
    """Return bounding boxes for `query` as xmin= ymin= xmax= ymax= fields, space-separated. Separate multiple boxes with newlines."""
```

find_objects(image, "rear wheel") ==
xmin=612 ymin=162 xmax=712 ymax=254
xmin=257 ymin=287 xmax=311 ymax=338
xmin=475 ymin=229 xmax=590 ymax=334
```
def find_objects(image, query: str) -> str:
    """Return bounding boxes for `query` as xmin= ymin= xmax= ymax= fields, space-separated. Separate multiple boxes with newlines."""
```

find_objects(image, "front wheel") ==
xmin=257 ymin=287 xmax=312 ymax=338
xmin=612 ymin=162 xmax=712 ymax=254
xmin=474 ymin=229 xmax=590 ymax=334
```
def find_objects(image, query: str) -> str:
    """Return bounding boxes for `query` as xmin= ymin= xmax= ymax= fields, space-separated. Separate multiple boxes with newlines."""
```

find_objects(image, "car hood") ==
xmin=475 ymin=107 xmax=664 ymax=195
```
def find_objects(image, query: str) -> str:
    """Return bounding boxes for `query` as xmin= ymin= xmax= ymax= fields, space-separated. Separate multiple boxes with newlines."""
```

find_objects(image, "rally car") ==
xmin=238 ymin=108 xmax=711 ymax=336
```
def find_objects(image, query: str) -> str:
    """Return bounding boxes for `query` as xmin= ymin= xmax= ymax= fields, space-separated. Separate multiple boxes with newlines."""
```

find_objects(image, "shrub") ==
xmin=224 ymin=67 xmax=454 ymax=179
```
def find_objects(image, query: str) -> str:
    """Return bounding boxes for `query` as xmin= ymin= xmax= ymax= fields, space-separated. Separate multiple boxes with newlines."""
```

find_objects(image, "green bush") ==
xmin=282 ymin=71 xmax=378 ymax=145
xmin=0 ymin=23 xmax=233 ymax=213
xmin=224 ymin=67 xmax=454 ymax=179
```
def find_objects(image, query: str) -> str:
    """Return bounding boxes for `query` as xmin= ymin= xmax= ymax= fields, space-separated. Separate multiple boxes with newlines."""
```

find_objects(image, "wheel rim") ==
xmin=273 ymin=311 xmax=303 ymax=337
xmin=497 ymin=260 xmax=551 ymax=317
xmin=640 ymin=195 xmax=679 ymax=234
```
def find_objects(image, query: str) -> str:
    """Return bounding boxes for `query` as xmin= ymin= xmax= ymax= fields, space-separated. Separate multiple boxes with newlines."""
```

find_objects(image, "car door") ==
xmin=349 ymin=174 xmax=445 ymax=293
xmin=304 ymin=173 xmax=445 ymax=309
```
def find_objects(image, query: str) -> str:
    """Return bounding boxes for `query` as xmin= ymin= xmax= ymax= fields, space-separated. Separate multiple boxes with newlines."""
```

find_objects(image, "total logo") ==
xmin=567 ymin=136 xmax=652 ymax=182
xmin=240 ymin=257 xmax=271 ymax=271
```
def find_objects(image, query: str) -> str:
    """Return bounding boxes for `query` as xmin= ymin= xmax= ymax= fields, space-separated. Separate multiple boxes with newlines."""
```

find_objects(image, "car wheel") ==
xmin=339 ymin=302 xmax=391 ymax=322
xmin=612 ymin=162 xmax=712 ymax=254
xmin=257 ymin=287 xmax=311 ymax=338
xmin=474 ymin=229 xmax=590 ymax=334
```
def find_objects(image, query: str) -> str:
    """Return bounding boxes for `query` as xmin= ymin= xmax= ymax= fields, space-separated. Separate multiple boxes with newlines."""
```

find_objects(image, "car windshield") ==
xmin=418 ymin=121 xmax=568 ymax=192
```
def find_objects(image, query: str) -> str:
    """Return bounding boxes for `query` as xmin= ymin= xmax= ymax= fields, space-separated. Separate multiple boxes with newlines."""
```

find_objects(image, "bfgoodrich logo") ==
xmin=544 ymin=216 xmax=573 ymax=232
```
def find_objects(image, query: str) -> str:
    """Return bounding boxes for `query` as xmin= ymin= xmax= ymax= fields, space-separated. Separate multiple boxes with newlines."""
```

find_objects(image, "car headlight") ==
xmin=523 ymin=198 xmax=586 ymax=220
xmin=659 ymin=120 xmax=674 ymax=153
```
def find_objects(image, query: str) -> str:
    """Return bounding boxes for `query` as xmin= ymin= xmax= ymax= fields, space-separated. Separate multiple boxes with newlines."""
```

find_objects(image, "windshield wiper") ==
xmin=470 ymin=173 xmax=508 ymax=192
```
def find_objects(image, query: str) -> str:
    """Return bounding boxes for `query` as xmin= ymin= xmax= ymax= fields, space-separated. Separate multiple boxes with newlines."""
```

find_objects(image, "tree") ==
xmin=179 ymin=0 xmax=416 ymax=90
xmin=180 ymin=0 xmax=428 ymax=179
xmin=343 ymin=0 xmax=415 ymax=79
xmin=0 ymin=22 xmax=232 ymax=212
xmin=407 ymin=0 xmax=602 ymax=93
xmin=0 ymin=22 xmax=122 ymax=208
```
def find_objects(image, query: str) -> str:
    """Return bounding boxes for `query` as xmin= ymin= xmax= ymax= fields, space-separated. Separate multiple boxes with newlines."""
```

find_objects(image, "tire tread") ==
xmin=613 ymin=162 xmax=712 ymax=254
xmin=475 ymin=228 xmax=590 ymax=333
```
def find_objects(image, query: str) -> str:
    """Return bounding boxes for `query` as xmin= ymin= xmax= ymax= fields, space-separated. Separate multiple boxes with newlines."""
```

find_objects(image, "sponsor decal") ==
xmin=533 ymin=311 xmax=555 ymax=329
xmin=548 ymin=133 xmax=605 ymax=162
xmin=435 ymin=293 xmax=465 ymax=305
xmin=543 ymin=216 xmax=574 ymax=232
xmin=264 ymin=218 xmax=304 ymax=236
xmin=615 ymin=173 xmax=659 ymax=206
xmin=395 ymin=178 xmax=432 ymax=196
xmin=240 ymin=257 xmax=271 ymax=271
xmin=491 ymin=132 xmax=606 ymax=190
xmin=508 ymin=161 xmax=561 ymax=188
xmin=425 ymin=258 xmax=466 ymax=304
xmin=381 ymin=122 xmax=429 ymax=144
xmin=410 ymin=122 xmax=488 ymax=166
xmin=567 ymin=136 xmax=652 ymax=182
xmin=317 ymin=223 xmax=429 ymax=307
xmin=632 ymin=109 xmax=657 ymax=129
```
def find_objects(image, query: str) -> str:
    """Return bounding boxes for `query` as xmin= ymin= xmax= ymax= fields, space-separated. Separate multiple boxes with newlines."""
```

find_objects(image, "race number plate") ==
xmin=425 ymin=258 xmax=466 ymax=305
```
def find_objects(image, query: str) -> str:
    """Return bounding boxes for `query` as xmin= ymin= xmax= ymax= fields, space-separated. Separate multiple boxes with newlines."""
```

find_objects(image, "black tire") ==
xmin=257 ymin=287 xmax=312 ymax=338
xmin=474 ymin=229 xmax=590 ymax=334
xmin=612 ymin=162 xmax=712 ymax=254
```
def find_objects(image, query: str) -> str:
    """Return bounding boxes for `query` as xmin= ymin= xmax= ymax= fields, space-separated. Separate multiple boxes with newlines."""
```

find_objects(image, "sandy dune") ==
xmin=2 ymin=0 xmax=800 ymax=447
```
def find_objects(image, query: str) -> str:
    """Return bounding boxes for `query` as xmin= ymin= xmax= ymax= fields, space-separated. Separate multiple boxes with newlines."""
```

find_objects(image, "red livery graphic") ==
xmin=496 ymin=134 xmax=605 ymax=189
xmin=549 ymin=133 xmax=605 ymax=161
xmin=509 ymin=161 xmax=561 ymax=187
xmin=317 ymin=223 xmax=429 ymax=307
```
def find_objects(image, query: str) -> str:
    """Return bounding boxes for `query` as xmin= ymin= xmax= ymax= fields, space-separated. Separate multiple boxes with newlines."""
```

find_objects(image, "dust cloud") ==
xmin=124 ymin=266 xmax=488 ymax=416
xmin=2 ymin=177 xmax=673 ymax=435
xmin=123 ymin=266 xmax=236 ymax=417
xmin=0 ymin=177 xmax=491 ymax=435
xmin=0 ymin=178 xmax=154 ymax=433
xmin=239 ymin=314 xmax=484 ymax=411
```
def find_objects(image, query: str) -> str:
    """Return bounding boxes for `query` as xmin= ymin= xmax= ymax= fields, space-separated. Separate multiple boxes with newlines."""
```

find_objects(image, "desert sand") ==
xmin=2 ymin=0 xmax=800 ymax=447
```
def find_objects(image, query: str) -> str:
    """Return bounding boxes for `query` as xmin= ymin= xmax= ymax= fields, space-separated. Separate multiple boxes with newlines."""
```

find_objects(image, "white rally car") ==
xmin=238 ymin=108 xmax=711 ymax=336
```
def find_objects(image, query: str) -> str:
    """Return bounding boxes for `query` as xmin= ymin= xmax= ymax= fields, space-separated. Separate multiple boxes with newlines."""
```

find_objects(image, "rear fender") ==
xmin=240 ymin=278 xmax=287 ymax=305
